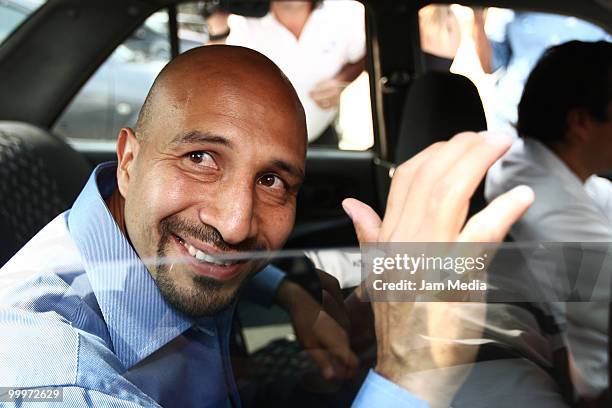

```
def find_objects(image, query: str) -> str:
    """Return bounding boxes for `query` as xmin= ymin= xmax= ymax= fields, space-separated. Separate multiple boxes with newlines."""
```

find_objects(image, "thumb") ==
xmin=342 ymin=198 xmax=382 ymax=243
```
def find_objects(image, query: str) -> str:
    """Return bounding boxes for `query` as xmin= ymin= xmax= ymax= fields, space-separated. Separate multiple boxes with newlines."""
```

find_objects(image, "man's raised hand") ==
xmin=342 ymin=132 xmax=534 ymax=407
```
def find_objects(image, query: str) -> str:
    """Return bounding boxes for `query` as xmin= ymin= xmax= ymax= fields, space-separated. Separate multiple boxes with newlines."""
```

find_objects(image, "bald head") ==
xmin=135 ymin=45 xmax=306 ymax=145
xmin=115 ymin=46 xmax=308 ymax=317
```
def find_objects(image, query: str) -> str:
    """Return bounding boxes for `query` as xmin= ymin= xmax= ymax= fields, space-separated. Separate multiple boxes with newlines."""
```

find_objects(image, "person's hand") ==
xmin=276 ymin=275 xmax=359 ymax=380
xmin=309 ymin=78 xmax=350 ymax=110
xmin=472 ymin=7 xmax=486 ymax=23
xmin=205 ymin=11 xmax=230 ymax=43
xmin=341 ymin=132 xmax=534 ymax=406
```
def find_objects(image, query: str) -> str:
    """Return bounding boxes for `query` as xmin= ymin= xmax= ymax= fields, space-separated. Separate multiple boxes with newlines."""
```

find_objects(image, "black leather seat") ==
xmin=0 ymin=121 xmax=91 ymax=266
xmin=395 ymin=71 xmax=488 ymax=216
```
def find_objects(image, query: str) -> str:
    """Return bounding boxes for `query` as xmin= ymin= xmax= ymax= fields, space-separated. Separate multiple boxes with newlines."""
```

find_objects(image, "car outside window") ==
xmin=419 ymin=5 xmax=611 ymax=137
xmin=0 ymin=0 xmax=46 ymax=45
xmin=53 ymin=6 xmax=206 ymax=143
xmin=53 ymin=0 xmax=374 ymax=152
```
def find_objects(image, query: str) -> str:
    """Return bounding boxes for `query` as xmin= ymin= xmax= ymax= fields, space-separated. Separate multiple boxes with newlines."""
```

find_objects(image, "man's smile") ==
xmin=172 ymin=234 xmax=248 ymax=280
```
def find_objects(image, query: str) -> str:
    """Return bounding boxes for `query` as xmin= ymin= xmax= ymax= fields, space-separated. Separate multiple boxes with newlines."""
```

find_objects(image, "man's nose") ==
xmin=199 ymin=180 xmax=258 ymax=246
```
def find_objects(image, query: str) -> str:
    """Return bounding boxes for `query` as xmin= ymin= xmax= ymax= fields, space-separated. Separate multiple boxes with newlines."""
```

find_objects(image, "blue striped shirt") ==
xmin=0 ymin=162 xmax=426 ymax=407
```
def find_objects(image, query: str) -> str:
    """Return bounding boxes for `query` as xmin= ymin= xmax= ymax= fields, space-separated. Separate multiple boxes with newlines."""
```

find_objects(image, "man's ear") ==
xmin=116 ymin=127 xmax=140 ymax=198
xmin=566 ymin=108 xmax=592 ymax=142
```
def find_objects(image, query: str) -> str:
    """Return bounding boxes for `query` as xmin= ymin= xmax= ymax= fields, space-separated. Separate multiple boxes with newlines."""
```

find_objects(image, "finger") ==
xmin=310 ymin=87 xmax=337 ymax=100
xmin=394 ymin=132 xmax=495 ymax=240
xmin=342 ymin=198 xmax=382 ymax=243
xmin=326 ymin=342 xmax=359 ymax=379
xmin=417 ymin=132 xmax=513 ymax=238
xmin=309 ymin=84 xmax=335 ymax=100
xmin=314 ymin=99 xmax=332 ymax=110
xmin=330 ymin=351 xmax=359 ymax=379
xmin=314 ymin=319 xmax=359 ymax=372
xmin=307 ymin=348 xmax=336 ymax=379
xmin=381 ymin=142 xmax=443 ymax=237
xmin=459 ymin=185 xmax=534 ymax=242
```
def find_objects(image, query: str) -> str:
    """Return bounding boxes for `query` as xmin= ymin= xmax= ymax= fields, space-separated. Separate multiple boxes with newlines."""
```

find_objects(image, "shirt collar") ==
xmin=67 ymin=162 xmax=219 ymax=370
xmin=263 ymin=3 xmax=323 ymax=33
xmin=523 ymin=138 xmax=593 ymax=189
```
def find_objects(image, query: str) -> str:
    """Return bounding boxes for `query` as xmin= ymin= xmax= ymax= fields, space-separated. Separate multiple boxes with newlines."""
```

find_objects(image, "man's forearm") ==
xmin=335 ymin=56 xmax=366 ymax=84
xmin=472 ymin=9 xmax=493 ymax=74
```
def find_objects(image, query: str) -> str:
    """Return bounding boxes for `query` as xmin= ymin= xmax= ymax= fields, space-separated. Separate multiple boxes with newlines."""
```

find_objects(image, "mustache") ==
xmin=159 ymin=215 xmax=264 ymax=253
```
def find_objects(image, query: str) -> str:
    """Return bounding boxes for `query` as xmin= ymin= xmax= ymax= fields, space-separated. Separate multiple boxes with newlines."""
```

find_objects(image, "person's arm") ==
xmin=335 ymin=56 xmax=366 ymax=84
xmin=245 ymin=265 xmax=359 ymax=380
xmin=310 ymin=1 xmax=366 ymax=111
xmin=204 ymin=11 xmax=230 ymax=44
xmin=244 ymin=264 xmax=287 ymax=306
xmin=471 ymin=8 xmax=494 ymax=74
xmin=309 ymin=56 xmax=366 ymax=110
xmin=476 ymin=8 xmax=513 ymax=73
xmin=276 ymin=273 xmax=358 ymax=380
xmin=343 ymin=132 xmax=535 ymax=407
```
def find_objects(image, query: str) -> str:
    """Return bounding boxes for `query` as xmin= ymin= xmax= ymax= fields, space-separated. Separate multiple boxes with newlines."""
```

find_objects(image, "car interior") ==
xmin=0 ymin=0 xmax=611 ymax=406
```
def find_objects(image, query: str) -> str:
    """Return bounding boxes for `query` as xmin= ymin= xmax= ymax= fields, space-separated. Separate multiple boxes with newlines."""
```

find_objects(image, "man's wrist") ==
xmin=205 ymin=12 xmax=230 ymax=38
xmin=209 ymin=28 xmax=230 ymax=41
xmin=275 ymin=279 xmax=300 ymax=311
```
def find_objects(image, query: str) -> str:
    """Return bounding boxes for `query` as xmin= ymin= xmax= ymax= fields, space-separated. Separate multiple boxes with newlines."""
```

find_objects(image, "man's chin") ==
xmin=155 ymin=265 xmax=242 ymax=317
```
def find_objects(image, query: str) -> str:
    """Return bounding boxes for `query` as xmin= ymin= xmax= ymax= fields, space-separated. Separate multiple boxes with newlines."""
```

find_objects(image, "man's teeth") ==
xmin=182 ymin=241 xmax=238 ymax=266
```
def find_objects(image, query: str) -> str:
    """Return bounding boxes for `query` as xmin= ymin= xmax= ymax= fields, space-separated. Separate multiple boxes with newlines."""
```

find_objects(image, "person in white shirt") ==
xmin=206 ymin=0 xmax=366 ymax=144
xmin=486 ymin=40 xmax=612 ymax=401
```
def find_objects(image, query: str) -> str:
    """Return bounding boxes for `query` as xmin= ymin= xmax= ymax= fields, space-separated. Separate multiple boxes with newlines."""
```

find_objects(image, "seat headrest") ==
xmin=0 ymin=121 xmax=91 ymax=265
xmin=395 ymin=71 xmax=487 ymax=164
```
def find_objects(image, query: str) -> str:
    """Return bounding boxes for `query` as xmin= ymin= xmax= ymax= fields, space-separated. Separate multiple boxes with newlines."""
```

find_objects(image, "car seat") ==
xmin=395 ymin=70 xmax=488 ymax=216
xmin=0 ymin=121 xmax=91 ymax=266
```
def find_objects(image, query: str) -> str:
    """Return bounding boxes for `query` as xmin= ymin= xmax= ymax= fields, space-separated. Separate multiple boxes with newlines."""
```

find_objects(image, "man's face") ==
xmin=120 ymin=75 xmax=306 ymax=317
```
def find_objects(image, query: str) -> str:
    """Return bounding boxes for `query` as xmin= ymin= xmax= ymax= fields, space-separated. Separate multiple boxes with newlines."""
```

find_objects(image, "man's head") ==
xmin=114 ymin=45 xmax=307 ymax=317
xmin=517 ymin=40 xmax=612 ymax=172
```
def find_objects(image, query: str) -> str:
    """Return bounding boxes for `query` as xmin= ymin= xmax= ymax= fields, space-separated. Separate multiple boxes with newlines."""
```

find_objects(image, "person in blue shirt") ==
xmin=475 ymin=10 xmax=611 ymax=137
xmin=0 ymin=45 xmax=533 ymax=407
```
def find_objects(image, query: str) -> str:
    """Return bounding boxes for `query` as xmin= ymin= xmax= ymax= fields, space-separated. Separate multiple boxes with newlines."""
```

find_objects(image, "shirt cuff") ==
xmin=352 ymin=370 xmax=430 ymax=408
xmin=244 ymin=264 xmax=286 ymax=307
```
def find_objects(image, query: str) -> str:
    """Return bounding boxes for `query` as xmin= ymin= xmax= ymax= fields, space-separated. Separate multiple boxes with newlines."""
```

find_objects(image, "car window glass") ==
xmin=205 ymin=0 xmax=372 ymax=150
xmin=418 ymin=5 xmax=611 ymax=137
xmin=0 ymin=0 xmax=46 ymax=45
xmin=55 ymin=0 xmax=374 ymax=151
xmin=53 ymin=4 xmax=206 ymax=142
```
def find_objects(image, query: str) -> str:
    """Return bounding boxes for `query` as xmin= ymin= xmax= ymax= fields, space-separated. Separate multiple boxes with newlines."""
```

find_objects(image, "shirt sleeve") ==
xmin=344 ymin=3 xmax=367 ymax=63
xmin=490 ymin=39 xmax=512 ymax=72
xmin=226 ymin=15 xmax=253 ymax=47
xmin=243 ymin=264 xmax=286 ymax=307
xmin=352 ymin=370 xmax=430 ymax=408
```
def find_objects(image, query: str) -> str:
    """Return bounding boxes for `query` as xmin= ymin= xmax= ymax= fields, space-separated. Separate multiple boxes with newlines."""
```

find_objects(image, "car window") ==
xmin=53 ymin=4 xmax=206 ymax=143
xmin=55 ymin=0 xmax=373 ymax=151
xmin=418 ymin=5 xmax=611 ymax=137
xmin=0 ymin=0 xmax=46 ymax=45
xmin=220 ymin=0 xmax=373 ymax=151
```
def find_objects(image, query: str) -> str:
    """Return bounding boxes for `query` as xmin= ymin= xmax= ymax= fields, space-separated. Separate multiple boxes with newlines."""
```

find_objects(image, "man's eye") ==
xmin=257 ymin=174 xmax=286 ymax=191
xmin=188 ymin=151 xmax=217 ymax=169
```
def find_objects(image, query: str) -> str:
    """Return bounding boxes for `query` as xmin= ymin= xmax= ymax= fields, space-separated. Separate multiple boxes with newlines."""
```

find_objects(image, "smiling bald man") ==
xmin=0 ymin=45 xmax=534 ymax=407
